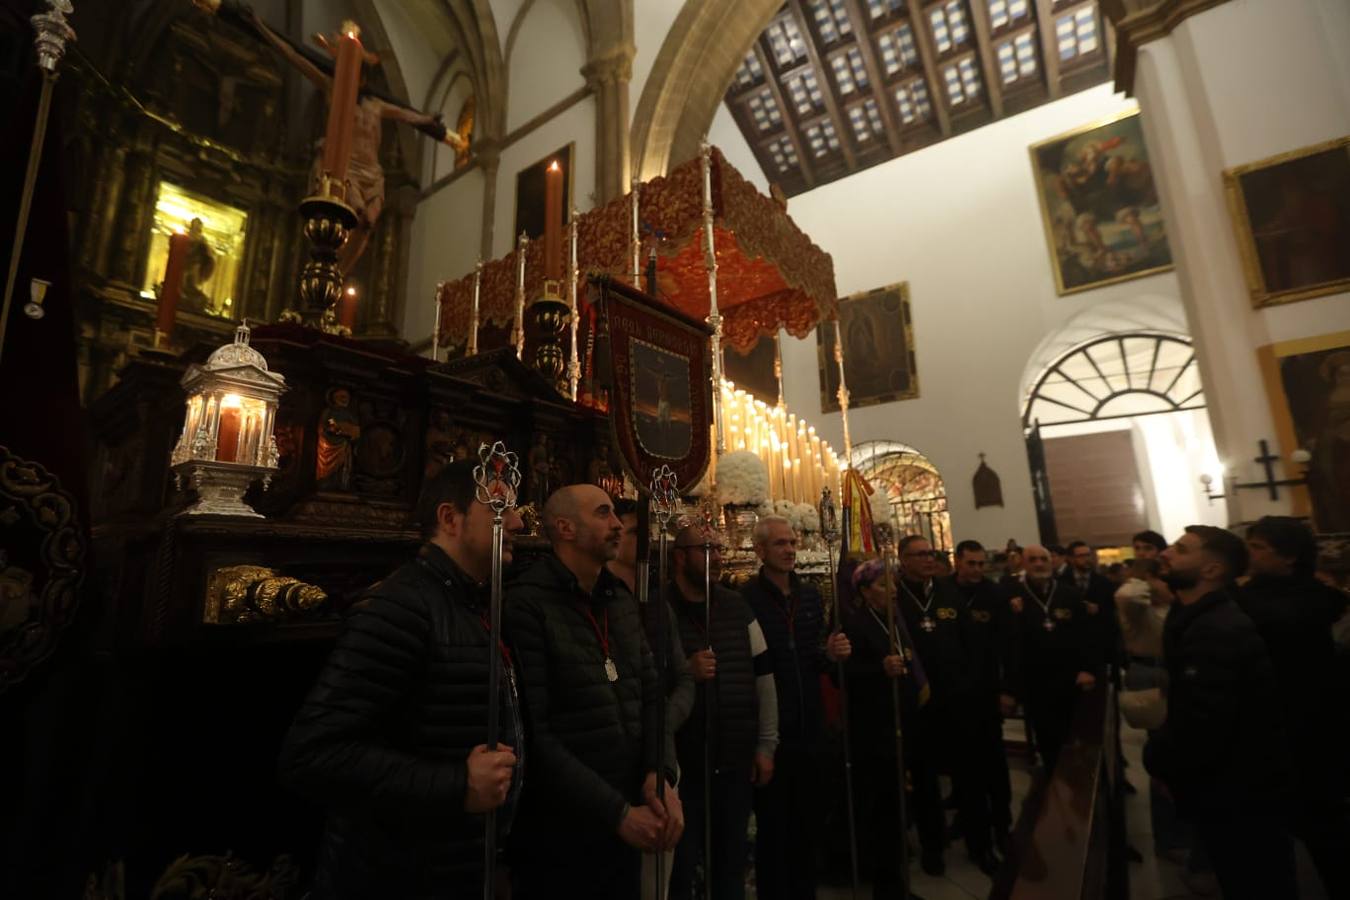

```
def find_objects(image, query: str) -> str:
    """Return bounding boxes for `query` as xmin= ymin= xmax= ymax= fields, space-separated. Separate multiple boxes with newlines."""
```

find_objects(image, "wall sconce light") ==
xmin=1199 ymin=439 xmax=1307 ymax=506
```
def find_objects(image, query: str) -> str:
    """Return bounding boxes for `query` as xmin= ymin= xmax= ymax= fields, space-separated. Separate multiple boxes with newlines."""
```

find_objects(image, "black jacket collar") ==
xmin=1170 ymin=587 xmax=1232 ymax=629
xmin=416 ymin=543 xmax=488 ymax=607
xmin=522 ymin=552 xmax=627 ymax=606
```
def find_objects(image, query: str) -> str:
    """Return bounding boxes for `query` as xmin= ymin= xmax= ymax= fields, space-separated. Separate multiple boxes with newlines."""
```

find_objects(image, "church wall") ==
xmin=406 ymin=169 xmax=487 ymax=348
xmin=505 ymin=0 xmax=588 ymax=134
xmin=1132 ymin=0 xmax=1350 ymax=525
xmin=370 ymin=0 xmax=446 ymax=111
xmin=718 ymin=83 xmax=1189 ymax=550
xmin=493 ymin=98 xmax=598 ymax=259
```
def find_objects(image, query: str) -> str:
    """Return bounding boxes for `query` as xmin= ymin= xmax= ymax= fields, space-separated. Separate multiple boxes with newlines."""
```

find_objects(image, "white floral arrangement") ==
xmin=793 ymin=502 xmax=821 ymax=534
xmin=716 ymin=450 xmax=770 ymax=506
xmin=869 ymin=485 xmax=892 ymax=528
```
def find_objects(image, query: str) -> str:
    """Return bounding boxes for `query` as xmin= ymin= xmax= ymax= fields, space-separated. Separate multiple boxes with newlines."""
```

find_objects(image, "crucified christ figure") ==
xmin=196 ymin=1 xmax=467 ymax=274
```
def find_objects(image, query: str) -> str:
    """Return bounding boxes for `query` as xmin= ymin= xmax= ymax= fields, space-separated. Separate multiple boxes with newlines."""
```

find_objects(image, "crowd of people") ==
xmin=277 ymin=460 xmax=1350 ymax=900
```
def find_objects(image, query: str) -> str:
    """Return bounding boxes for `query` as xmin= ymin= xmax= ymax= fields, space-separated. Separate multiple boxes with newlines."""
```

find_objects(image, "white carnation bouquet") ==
xmin=716 ymin=450 xmax=770 ymax=506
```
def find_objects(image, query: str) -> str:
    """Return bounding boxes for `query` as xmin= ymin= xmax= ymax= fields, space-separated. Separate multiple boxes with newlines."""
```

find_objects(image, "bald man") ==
xmin=505 ymin=484 xmax=683 ymax=899
xmin=1003 ymin=544 xmax=1101 ymax=773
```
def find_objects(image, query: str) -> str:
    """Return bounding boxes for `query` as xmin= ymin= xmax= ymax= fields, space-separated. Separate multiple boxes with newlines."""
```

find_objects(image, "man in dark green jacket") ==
xmin=1144 ymin=526 xmax=1295 ymax=900
xmin=506 ymin=484 xmax=682 ymax=898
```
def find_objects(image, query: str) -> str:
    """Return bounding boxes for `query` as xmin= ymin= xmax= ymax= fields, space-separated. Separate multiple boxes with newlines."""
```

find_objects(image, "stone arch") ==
xmin=851 ymin=441 xmax=952 ymax=552
xmin=630 ymin=0 xmax=781 ymax=180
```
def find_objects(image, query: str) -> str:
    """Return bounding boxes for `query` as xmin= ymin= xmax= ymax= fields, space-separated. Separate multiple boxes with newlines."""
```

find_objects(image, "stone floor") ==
xmin=809 ymin=721 xmax=1331 ymax=900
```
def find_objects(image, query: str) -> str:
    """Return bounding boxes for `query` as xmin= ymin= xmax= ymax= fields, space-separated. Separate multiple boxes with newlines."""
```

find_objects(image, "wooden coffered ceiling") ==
xmin=725 ymin=0 xmax=1115 ymax=196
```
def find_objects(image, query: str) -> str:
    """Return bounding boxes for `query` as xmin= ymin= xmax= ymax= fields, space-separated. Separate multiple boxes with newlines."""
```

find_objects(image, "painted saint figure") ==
xmin=316 ymin=387 xmax=361 ymax=491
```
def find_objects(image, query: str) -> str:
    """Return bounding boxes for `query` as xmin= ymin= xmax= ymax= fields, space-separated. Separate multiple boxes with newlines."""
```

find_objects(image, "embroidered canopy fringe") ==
xmin=434 ymin=146 xmax=837 ymax=354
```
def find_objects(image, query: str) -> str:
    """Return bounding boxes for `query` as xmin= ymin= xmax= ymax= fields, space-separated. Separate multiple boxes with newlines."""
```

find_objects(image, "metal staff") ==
xmin=699 ymin=501 xmax=716 ymax=900
xmin=1 ymin=1 xmax=75 ymax=367
xmin=821 ymin=488 xmax=859 ymax=900
xmin=877 ymin=522 xmax=911 ymax=899
xmin=431 ymin=282 xmax=443 ymax=363
xmin=650 ymin=466 xmax=680 ymax=900
xmin=473 ymin=441 xmax=521 ymax=900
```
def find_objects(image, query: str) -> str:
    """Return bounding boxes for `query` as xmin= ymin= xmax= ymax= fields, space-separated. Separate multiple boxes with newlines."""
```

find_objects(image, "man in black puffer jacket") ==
xmin=506 ymin=484 xmax=682 ymax=899
xmin=279 ymin=460 xmax=524 ymax=899
xmin=1240 ymin=516 xmax=1350 ymax=899
xmin=1144 ymin=526 xmax=1295 ymax=900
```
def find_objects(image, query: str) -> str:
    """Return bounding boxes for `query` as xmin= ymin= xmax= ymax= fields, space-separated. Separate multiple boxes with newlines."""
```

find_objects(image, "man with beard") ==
xmin=667 ymin=524 xmax=778 ymax=900
xmin=949 ymin=540 xmax=1016 ymax=855
xmin=1062 ymin=541 xmax=1124 ymax=676
xmin=506 ymin=484 xmax=683 ymax=898
xmin=893 ymin=535 xmax=999 ymax=876
xmin=1239 ymin=516 xmax=1349 ymax=898
xmin=1004 ymin=544 xmax=1099 ymax=774
xmin=279 ymin=460 xmax=524 ymax=899
xmin=741 ymin=516 xmax=851 ymax=899
xmin=1144 ymin=526 xmax=1295 ymax=899
xmin=608 ymin=499 xmax=696 ymax=900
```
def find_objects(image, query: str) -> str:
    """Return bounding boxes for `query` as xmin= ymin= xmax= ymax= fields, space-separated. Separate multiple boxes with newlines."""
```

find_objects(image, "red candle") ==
xmin=544 ymin=160 xmax=562 ymax=281
xmin=157 ymin=231 xmax=190 ymax=342
xmin=321 ymin=24 xmax=364 ymax=191
xmin=217 ymin=403 xmax=242 ymax=463
xmin=339 ymin=286 xmax=358 ymax=331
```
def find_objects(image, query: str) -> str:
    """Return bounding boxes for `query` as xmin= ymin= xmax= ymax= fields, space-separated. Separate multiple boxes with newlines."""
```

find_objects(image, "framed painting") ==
xmin=724 ymin=332 xmax=780 ymax=405
xmin=817 ymin=282 xmax=918 ymax=413
xmin=1030 ymin=108 xmax=1173 ymax=295
xmin=513 ymin=143 xmax=573 ymax=244
xmin=1257 ymin=330 xmax=1350 ymax=531
xmin=1223 ymin=136 xmax=1350 ymax=308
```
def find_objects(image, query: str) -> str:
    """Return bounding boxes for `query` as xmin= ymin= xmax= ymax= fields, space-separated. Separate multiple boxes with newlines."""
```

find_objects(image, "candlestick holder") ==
xmin=529 ymin=281 xmax=572 ymax=395
xmin=282 ymin=175 xmax=359 ymax=329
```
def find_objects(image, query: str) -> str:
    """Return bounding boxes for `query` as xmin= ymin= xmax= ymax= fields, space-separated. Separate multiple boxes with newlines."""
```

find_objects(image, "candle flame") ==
xmin=548 ymin=160 xmax=561 ymax=172
xmin=346 ymin=286 xmax=357 ymax=296
xmin=221 ymin=393 xmax=244 ymax=409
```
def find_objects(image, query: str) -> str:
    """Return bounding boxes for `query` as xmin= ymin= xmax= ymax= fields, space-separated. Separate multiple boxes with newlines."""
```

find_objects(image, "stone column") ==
xmin=1104 ymin=0 xmax=1350 ymax=525
xmin=582 ymin=45 xmax=635 ymax=204
xmin=476 ymin=141 xmax=501 ymax=262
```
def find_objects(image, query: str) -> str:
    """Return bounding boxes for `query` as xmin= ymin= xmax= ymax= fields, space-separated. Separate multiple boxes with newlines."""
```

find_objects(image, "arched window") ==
xmin=1022 ymin=332 xmax=1204 ymax=429
xmin=851 ymin=440 xmax=951 ymax=552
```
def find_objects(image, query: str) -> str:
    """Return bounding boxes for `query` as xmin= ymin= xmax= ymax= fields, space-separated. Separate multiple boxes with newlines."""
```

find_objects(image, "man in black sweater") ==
xmin=668 ymin=524 xmax=779 ymax=900
xmin=1240 ymin=516 xmax=1349 ymax=898
xmin=741 ymin=515 xmax=851 ymax=899
xmin=1144 ymin=526 xmax=1295 ymax=900
xmin=279 ymin=460 xmax=523 ymax=899
xmin=506 ymin=484 xmax=683 ymax=898
xmin=949 ymin=539 xmax=1016 ymax=855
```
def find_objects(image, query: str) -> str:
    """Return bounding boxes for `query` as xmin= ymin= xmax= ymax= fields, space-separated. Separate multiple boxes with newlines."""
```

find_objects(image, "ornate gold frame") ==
xmin=1029 ymin=107 xmax=1174 ymax=296
xmin=1223 ymin=135 xmax=1350 ymax=308
xmin=1254 ymin=329 xmax=1350 ymax=520
xmin=816 ymin=281 xmax=918 ymax=413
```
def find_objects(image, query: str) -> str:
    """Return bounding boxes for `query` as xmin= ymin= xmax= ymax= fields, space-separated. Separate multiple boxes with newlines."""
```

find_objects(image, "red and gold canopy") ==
xmin=435 ymin=146 xmax=836 ymax=354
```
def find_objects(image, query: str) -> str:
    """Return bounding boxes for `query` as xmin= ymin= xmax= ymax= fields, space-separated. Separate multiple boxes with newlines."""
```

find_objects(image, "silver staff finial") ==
xmin=649 ymin=465 xmax=680 ymax=529
xmin=473 ymin=441 xmax=521 ymax=513
xmin=818 ymin=486 xmax=838 ymax=542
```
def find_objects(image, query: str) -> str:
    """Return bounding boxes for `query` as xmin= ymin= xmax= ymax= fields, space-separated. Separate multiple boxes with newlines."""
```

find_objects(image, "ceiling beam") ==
xmin=752 ymin=39 xmax=818 ymax=188
xmin=838 ymin=0 xmax=905 ymax=153
xmin=904 ymin=0 xmax=954 ymax=135
xmin=786 ymin=0 xmax=858 ymax=171
xmin=1033 ymin=0 xmax=1064 ymax=98
xmin=967 ymin=0 xmax=1005 ymax=118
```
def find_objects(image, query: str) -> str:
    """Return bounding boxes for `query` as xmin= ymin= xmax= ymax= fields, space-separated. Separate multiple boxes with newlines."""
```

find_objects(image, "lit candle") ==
xmin=217 ymin=394 xmax=243 ymax=464
xmin=544 ymin=160 xmax=563 ymax=281
xmin=156 ymin=230 xmax=191 ymax=346
xmin=783 ymin=457 xmax=793 ymax=504
xmin=321 ymin=22 xmax=364 ymax=192
xmin=339 ymin=285 xmax=358 ymax=331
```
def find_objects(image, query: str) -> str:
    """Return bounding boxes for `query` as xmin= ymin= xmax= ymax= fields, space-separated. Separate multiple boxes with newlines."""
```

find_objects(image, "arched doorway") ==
xmin=1022 ymin=331 xmax=1225 ymax=548
xmin=852 ymin=441 xmax=951 ymax=552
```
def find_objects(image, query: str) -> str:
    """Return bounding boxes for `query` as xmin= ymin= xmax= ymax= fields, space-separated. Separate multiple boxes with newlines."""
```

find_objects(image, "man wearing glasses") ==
xmin=667 ymin=523 xmax=779 ymax=900
xmin=741 ymin=516 xmax=851 ymax=899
